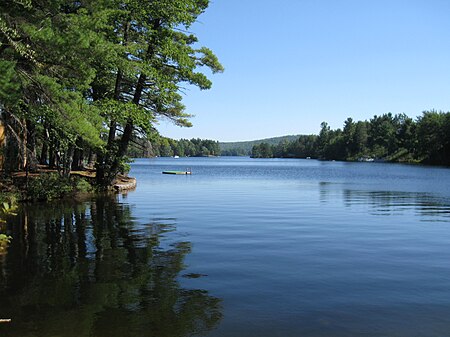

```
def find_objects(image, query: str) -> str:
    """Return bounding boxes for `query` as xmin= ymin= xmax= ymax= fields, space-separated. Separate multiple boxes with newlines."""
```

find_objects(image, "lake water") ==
xmin=1 ymin=157 xmax=450 ymax=336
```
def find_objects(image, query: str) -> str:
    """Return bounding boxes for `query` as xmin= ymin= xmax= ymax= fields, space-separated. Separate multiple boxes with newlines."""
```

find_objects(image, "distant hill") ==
xmin=220 ymin=135 xmax=301 ymax=156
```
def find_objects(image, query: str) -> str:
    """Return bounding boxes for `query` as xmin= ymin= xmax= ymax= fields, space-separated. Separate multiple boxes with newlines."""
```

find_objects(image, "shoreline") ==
xmin=1 ymin=166 xmax=137 ymax=202
xmin=112 ymin=175 xmax=137 ymax=191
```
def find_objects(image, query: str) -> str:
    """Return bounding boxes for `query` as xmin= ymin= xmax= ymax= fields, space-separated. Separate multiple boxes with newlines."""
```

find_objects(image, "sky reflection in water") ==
xmin=1 ymin=157 xmax=450 ymax=336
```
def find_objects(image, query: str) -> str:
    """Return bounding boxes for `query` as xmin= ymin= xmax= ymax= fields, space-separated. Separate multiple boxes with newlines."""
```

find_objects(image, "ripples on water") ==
xmin=1 ymin=157 xmax=450 ymax=337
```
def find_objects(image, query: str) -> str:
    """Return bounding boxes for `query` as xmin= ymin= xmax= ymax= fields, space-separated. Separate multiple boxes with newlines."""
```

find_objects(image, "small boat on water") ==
xmin=358 ymin=156 xmax=374 ymax=162
xmin=162 ymin=168 xmax=192 ymax=175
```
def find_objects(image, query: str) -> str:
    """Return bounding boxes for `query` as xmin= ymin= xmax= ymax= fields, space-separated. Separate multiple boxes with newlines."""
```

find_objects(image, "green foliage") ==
xmin=128 ymin=136 xmax=221 ymax=157
xmin=1 ymin=201 xmax=17 ymax=216
xmin=251 ymin=142 xmax=274 ymax=158
xmin=1 ymin=0 xmax=221 ymax=187
xmin=220 ymin=135 xmax=301 ymax=156
xmin=249 ymin=111 xmax=450 ymax=166
xmin=26 ymin=174 xmax=95 ymax=200
xmin=73 ymin=177 xmax=94 ymax=193
xmin=0 ymin=192 xmax=17 ymax=209
xmin=0 ymin=192 xmax=17 ymax=254
xmin=416 ymin=110 xmax=447 ymax=164
xmin=0 ymin=234 xmax=11 ymax=242
xmin=0 ymin=60 xmax=20 ymax=106
xmin=118 ymin=156 xmax=132 ymax=174
xmin=0 ymin=233 xmax=12 ymax=254
xmin=27 ymin=173 xmax=73 ymax=201
xmin=96 ymin=99 xmax=155 ymax=134
xmin=251 ymin=135 xmax=318 ymax=159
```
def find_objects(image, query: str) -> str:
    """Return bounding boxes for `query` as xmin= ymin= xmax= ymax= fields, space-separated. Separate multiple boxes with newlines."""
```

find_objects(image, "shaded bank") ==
xmin=1 ymin=165 xmax=136 ymax=202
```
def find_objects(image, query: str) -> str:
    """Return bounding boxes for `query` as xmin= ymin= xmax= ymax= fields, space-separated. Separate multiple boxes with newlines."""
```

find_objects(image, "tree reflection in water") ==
xmin=0 ymin=196 xmax=222 ymax=337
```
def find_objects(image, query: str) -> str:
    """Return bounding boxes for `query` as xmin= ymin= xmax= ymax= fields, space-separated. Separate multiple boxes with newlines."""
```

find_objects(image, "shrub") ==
xmin=27 ymin=173 xmax=73 ymax=201
xmin=0 ymin=233 xmax=12 ymax=254
xmin=0 ymin=192 xmax=16 ymax=254
xmin=73 ymin=177 xmax=93 ymax=193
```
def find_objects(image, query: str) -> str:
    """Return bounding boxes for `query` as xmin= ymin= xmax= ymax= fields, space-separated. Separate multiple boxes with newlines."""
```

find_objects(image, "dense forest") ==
xmin=220 ymin=135 xmax=300 ymax=156
xmin=128 ymin=137 xmax=220 ymax=157
xmin=0 ymin=0 xmax=222 ymax=187
xmin=252 ymin=111 xmax=450 ymax=166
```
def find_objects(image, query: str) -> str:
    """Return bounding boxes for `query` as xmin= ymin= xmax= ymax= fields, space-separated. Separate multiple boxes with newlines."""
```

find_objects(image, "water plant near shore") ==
xmin=0 ymin=194 xmax=16 ymax=254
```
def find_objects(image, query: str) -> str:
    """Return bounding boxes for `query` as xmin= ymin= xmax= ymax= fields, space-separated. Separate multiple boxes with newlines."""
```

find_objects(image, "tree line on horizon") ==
xmin=251 ymin=110 xmax=450 ymax=166
xmin=220 ymin=135 xmax=300 ymax=156
xmin=0 ymin=0 xmax=222 ymax=187
xmin=128 ymin=136 xmax=220 ymax=157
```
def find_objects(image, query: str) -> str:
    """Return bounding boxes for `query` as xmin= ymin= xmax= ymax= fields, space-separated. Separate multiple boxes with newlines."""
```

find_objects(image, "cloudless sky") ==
xmin=157 ymin=0 xmax=450 ymax=142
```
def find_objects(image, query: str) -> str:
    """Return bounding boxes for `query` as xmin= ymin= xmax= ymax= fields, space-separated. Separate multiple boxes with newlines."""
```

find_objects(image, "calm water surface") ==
xmin=1 ymin=157 xmax=450 ymax=336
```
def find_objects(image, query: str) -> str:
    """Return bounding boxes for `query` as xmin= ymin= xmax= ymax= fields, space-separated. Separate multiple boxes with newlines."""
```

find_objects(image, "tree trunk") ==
xmin=71 ymin=137 xmax=84 ymax=171
xmin=62 ymin=145 xmax=74 ymax=177
xmin=40 ymin=126 xmax=49 ymax=165
xmin=48 ymin=137 xmax=57 ymax=168
xmin=20 ymin=118 xmax=27 ymax=171
xmin=0 ymin=119 xmax=5 ymax=171
xmin=95 ymin=151 xmax=106 ymax=186
xmin=26 ymin=119 xmax=38 ymax=171
xmin=96 ymin=21 xmax=158 ymax=187
xmin=3 ymin=111 xmax=20 ymax=175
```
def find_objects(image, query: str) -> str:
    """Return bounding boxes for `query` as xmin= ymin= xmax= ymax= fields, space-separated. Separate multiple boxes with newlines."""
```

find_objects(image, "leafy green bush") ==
xmin=0 ymin=191 xmax=18 ymax=207
xmin=0 ymin=234 xmax=11 ymax=242
xmin=0 ymin=193 xmax=16 ymax=254
xmin=119 ymin=156 xmax=133 ymax=175
xmin=27 ymin=174 xmax=95 ymax=200
xmin=0 ymin=233 xmax=12 ymax=254
xmin=27 ymin=173 xmax=73 ymax=201
xmin=73 ymin=177 xmax=93 ymax=193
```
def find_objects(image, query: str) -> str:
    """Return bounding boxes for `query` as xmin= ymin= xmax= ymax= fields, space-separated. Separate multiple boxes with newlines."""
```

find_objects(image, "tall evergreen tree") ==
xmin=93 ymin=0 xmax=223 ymax=185
xmin=0 ymin=0 xmax=222 ymax=185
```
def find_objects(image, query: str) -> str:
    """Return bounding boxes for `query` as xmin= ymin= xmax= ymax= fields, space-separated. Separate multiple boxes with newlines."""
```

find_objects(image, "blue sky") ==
xmin=158 ymin=0 xmax=450 ymax=142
